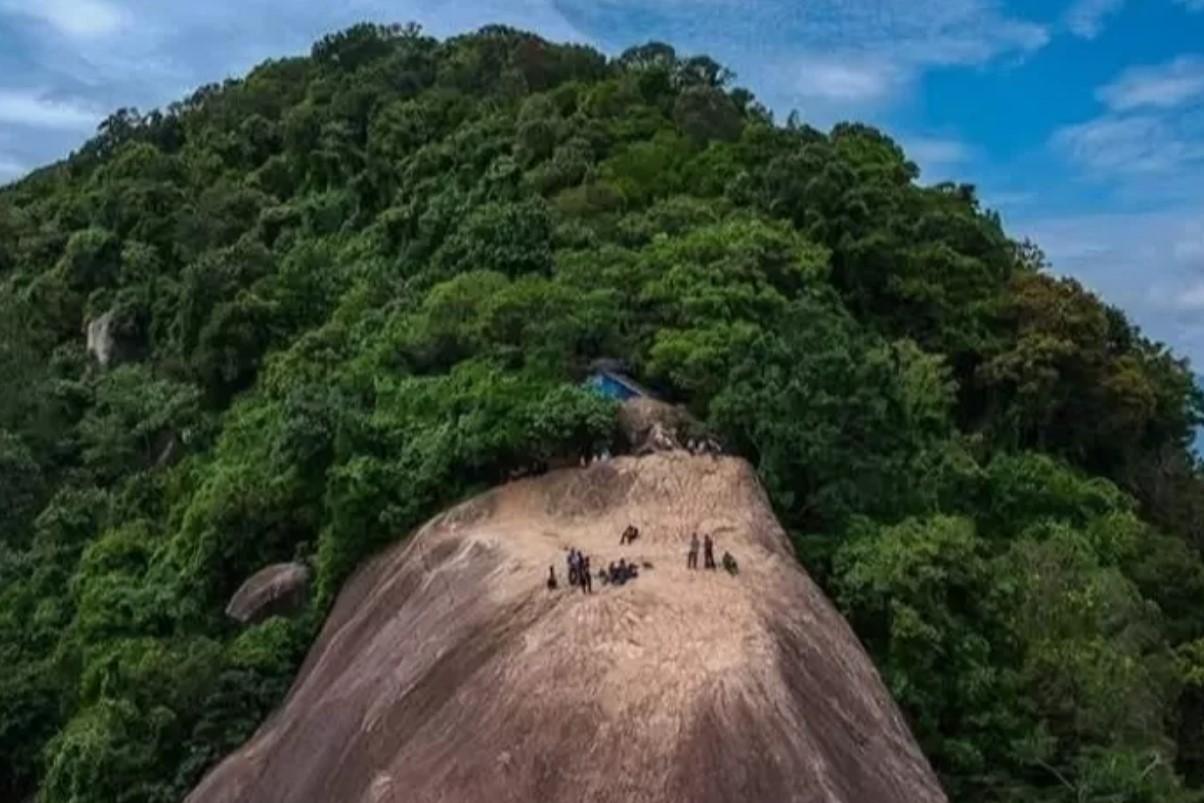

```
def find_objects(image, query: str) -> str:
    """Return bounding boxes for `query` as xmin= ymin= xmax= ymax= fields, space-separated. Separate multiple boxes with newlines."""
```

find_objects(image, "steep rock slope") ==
xmin=187 ymin=453 xmax=946 ymax=803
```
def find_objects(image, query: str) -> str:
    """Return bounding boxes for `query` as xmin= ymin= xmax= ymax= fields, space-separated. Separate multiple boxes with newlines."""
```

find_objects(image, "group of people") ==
xmin=602 ymin=558 xmax=640 ymax=586
xmin=562 ymin=547 xmax=594 ymax=593
xmin=547 ymin=525 xmax=650 ymax=595
xmin=688 ymin=532 xmax=738 ymax=575
xmin=687 ymin=532 xmax=716 ymax=570
xmin=546 ymin=524 xmax=739 ymax=595
xmin=515 ymin=431 xmax=723 ymax=487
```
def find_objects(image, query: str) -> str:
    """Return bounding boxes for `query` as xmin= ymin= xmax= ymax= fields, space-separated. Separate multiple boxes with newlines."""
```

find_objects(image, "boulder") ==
xmin=617 ymin=397 xmax=695 ymax=454
xmin=187 ymin=454 xmax=947 ymax=803
xmin=225 ymin=563 xmax=311 ymax=625
xmin=85 ymin=311 xmax=119 ymax=368
xmin=85 ymin=309 xmax=139 ymax=369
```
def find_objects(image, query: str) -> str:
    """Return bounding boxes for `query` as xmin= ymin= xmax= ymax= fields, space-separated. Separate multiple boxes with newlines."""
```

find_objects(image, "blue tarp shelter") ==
xmin=585 ymin=363 xmax=658 ymax=402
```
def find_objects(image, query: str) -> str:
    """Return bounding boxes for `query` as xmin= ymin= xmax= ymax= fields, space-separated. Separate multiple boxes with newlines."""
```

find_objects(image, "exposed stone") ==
xmin=617 ymin=397 xmax=696 ymax=454
xmin=188 ymin=454 xmax=946 ymax=803
xmin=85 ymin=310 xmax=119 ymax=368
xmin=225 ymin=563 xmax=311 ymax=625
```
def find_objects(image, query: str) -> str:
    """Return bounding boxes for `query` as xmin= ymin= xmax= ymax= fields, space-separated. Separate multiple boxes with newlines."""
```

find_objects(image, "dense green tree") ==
xmin=3 ymin=22 xmax=1204 ymax=803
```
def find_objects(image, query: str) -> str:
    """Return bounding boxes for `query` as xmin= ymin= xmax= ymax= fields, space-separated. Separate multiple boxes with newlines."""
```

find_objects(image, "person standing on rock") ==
xmin=581 ymin=555 xmax=593 ymax=594
xmin=687 ymin=533 xmax=700 ymax=569
xmin=547 ymin=566 xmax=558 ymax=590
xmin=703 ymin=534 xmax=716 ymax=570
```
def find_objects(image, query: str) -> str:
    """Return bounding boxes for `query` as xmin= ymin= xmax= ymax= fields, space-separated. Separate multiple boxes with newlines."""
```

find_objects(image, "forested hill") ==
xmin=3 ymin=22 xmax=1204 ymax=803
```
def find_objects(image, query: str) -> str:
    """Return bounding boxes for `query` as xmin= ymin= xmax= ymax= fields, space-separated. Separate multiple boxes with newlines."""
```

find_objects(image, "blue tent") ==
xmin=586 ymin=369 xmax=657 ymax=402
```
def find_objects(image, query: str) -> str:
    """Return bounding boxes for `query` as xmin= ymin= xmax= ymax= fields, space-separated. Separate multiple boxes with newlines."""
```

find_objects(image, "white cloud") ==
xmin=0 ymin=90 xmax=103 ymax=130
xmin=1053 ymin=56 xmax=1204 ymax=191
xmin=904 ymin=136 xmax=974 ymax=167
xmin=794 ymin=57 xmax=900 ymax=103
xmin=1173 ymin=283 xmax=1204 ymax=311
xmin=1098 ymin=56 xmax=1204 ymax=111
xmin=1053 ymin=113 xmax=1201 ymax=175
xmin=0 ymin=0 xmax=126 ymax=39
xmin=0 ymin=0 xmax=1049 ymax=164
xmin=557 ymin=0 xmax=1047 ymax=122
xmin=898 ymin=135 xmax=976 ymax=182
xmin=1065 ymin=0 xmax=1125 ymax=39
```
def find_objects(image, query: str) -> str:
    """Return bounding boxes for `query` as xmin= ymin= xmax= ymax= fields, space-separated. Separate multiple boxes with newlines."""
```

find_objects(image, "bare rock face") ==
xmin=189 ymin=454 xmax=946 ymax=803
xmin=618 ymin=397 xmax=694 ymax=454
xmin=225 ymin=563 xmax=311 ymax=625
xmin=85 ymin=309 xmax=140 ymax=369
xmin=85 ymin=311 xmax=119 ymax=368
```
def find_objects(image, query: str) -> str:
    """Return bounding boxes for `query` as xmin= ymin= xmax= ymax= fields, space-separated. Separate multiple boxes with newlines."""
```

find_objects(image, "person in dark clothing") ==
xmin=608 ymin=561 xmax=619 ymax=584
xmin=687 ymin=533 xmax=700 ymax=569
xmin=581 ymin=555 xmax=593 ymax=594
xmin=547 ymin=566 xmax=558 ymax=590
xmin=567 ymin=549 xmax=579 ymax=587
xmin=703 ymin=534 xmax=716 ymax=570
xmin=722 ymin=551 xmax=738 ymax=575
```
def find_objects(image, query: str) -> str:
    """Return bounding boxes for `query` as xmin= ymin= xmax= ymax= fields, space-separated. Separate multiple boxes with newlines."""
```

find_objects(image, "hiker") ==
xmin=722 ymin=551 xmax=738 ymax=575
xmin=703 ymin=534 xmax=716 ymax=570
xmin=608 ymin=561 xmax=619 ymax=584
xmin=581 ymin=555 xmax=593 ymax=594
xmin=687 ymin=532 xmax=700 ymax=569
xmin=620 ymin=525 xmax=639 ymax=545
xmin=547 ymin=566 xmax=558 ymax=590
xmin=567 ymin=549 xmax=579 ymax=587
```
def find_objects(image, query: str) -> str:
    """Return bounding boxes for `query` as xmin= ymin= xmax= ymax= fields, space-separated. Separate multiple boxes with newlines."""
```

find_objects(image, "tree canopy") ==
xmin=3 ymin=22 xmax=1204 ymax=803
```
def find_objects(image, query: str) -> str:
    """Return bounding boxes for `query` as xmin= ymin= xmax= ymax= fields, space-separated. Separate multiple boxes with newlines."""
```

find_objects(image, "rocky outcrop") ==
xmin=86 ymin=311 xmax=119 ymax=368
xmin=85 ymin=309 xmax=139 ymax=369
xmin=618 ymin=397 xmax=695 ymax=454
xmin=189 ymin=453 xmax=945 ymax=803
xmin=225 ymin=563 xmax=311 ymax=625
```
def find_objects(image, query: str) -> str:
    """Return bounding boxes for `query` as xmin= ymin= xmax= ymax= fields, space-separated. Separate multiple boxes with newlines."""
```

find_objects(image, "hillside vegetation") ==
xmin=3 ymin=23 xmax=1204 ymax=803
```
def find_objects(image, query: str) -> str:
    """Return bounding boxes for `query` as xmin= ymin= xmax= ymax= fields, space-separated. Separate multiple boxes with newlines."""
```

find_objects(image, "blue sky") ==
xmin=1 ymin=0 xmax=1203 ymax=367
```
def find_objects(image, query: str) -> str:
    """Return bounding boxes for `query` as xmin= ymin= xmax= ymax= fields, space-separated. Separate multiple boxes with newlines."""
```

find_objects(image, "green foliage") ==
xmin=79 ymin=366 xmax=201 ymax=481
xmin=2 ymin=21 xmax=1204 ymax=803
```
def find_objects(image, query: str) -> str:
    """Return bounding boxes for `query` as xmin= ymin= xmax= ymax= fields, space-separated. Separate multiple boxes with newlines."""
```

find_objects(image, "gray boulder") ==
xmin=226 ymin=563 xmax=311 ymax=624
xmin=85 ymin=311 xmax=119 ymax=368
